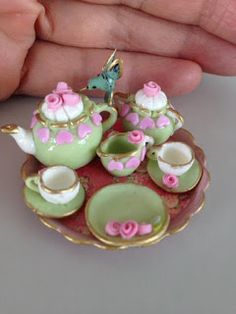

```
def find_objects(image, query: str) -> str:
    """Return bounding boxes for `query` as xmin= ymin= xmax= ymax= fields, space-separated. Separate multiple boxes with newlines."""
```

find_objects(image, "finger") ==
xmin=36 ymin=0 xmax=236 ymax=75
xmin=0 ymin=0 xmax=42 ymax=100
xmin=82 ymin=0 xmax=236 ymax=45
xmin=17 ymin=41 xmax=202 ymax=97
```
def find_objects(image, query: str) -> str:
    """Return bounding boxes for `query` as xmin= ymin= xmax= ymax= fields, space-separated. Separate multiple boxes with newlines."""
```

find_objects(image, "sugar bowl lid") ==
xmin=135 ymin=81 xmax=168 ymax=111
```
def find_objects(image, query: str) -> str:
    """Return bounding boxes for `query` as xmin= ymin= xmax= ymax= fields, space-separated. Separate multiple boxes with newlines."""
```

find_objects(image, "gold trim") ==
xmin=39 ymin=217 xmax=119 ymax=250
xmin=147 ymin=159 xmax=203 ymax=194
xmin=20 ymin=156 xmax=39 ymax=181
xmin=24 ymin=191 xmax=81 ymax=219
xmin=84 ymin=183 xmax=170 ymax=247
xmin=1 ymin=124 xmax=19 ymax=134
xmin=157 ymin=141 xmax=195 ymax=168
xmin=130 ymin=101 xmax=167 ymax=116
xmin=114 ymin=92 xmax=174 ymax=116
xmin=103 ymin=49 xmax=117 ymax=71
xmin=130 ymin=102 xmax=154 ymax=115
xmin=37 ymin=165 xmax=209 ymax=249
xmin=107 ymin=58 xmax=124 ymax=78
xmin=114 ymin=92 xmax=131 ymax=102
xmin=38 ymin=166 xmax=80 ymax=194
xmin=96 ymin=132 xmax=139 ymax=159
xmin=38 ymin=190 xmax=206 ymax=250
xmin=35 ymin=112 xmax=46 ymax=127
xmin=166 ymin=194 xmax=206 ymax=236
xmin=167 ymin=108 xmax=184 ymax=126
xmin=24 ymin=185 xmax=85 ymax=219
xmin=36 ymin=100 xmax=94 ymax=129
xmin=21 ymin=128 xmax=210 ymax=250
xmin=80 ymin=87 xmax=87 ymax=92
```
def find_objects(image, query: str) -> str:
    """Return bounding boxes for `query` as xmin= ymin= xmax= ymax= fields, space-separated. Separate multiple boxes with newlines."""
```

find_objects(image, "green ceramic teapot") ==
xmin=114 ymin=81 xmax=184 ymax=145
xmin=1 ymin=82 xmax=117 ymax=169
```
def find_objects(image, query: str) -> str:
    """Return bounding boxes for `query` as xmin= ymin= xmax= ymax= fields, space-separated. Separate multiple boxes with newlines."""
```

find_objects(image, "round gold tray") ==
xmin=21 ymin=128 xmax=210 ymax=250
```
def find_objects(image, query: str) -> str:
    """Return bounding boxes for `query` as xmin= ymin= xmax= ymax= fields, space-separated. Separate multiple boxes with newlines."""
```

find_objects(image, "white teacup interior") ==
xmin=160 ymin=142 xmax=192 ymax=165
xmin=42 ymin=166 xmax=76 ymax=191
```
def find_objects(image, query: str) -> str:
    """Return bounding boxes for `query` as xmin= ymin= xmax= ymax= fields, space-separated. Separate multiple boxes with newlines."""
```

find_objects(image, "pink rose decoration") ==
xmin=45 ymin=93 xmax=63 ymax=111
xmin=138 ymin=224 xmax=153 ymax=235
xmin=120 ymin=220 xmax=139 ymax=239
xmin=143 ymin=81 xmax=161 ymax=97
xmin=105 ymin=221 xmax=121 ymax=236
xmin=162 ymin=174 xmax=179 ymax=189
xmin=53 ymin=82 xmax=72 ymax=94
xmin=128 ymin=130 xmax=145 ymax=145
xmin=105 ymin=220 xmax=153 ymax=239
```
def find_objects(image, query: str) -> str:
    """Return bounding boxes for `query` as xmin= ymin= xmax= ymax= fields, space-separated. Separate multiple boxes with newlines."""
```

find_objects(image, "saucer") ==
xmin=21 ymin=128 xmax=210 ymax=250
xmin=24 ymin=185 xmax=85 ymax=218
xmin=147 ymin=159 xmax=202 ymax=193
xmin=85 ymin=183 xmax=169 ymax=247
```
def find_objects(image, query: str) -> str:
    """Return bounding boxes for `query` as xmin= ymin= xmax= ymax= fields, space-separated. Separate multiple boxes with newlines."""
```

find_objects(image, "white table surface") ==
xmin=0 ymin=74 xmax=235 ymax=314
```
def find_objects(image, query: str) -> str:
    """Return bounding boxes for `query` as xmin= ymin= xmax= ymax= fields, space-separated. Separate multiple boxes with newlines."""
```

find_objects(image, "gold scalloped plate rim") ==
xmin=22 ymin=128 xmax=210 ymax=250
xmin=38 ymin=186 xmax=208 ymax=250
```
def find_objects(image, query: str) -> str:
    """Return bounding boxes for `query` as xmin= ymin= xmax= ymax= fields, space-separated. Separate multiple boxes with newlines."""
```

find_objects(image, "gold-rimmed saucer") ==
xmin=85 ymin=183 xmax=170 ymax=248
xmin=20 ymin=128 xmax=210 ymax=250
xmin=24 ymin=185 xmax=85 ymax=218
xmin=147 ymin=159 xmax=202 ymax=193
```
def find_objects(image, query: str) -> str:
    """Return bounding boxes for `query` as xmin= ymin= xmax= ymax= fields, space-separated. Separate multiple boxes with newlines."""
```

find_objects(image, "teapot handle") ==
xmin=95 ymin=103 xmax=118 ymax=133
xmin=166 ymin=108 xmax=184 ymax=131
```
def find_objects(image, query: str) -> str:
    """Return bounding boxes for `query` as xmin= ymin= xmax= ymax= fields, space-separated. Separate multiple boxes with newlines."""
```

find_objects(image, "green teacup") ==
xmin=97 ymin=130 xmax=154 ymax=177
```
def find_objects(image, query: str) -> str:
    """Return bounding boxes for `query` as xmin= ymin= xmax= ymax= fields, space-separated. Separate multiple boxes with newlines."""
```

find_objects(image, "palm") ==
xmin=0 ymin=0 xmax=236 ymax=100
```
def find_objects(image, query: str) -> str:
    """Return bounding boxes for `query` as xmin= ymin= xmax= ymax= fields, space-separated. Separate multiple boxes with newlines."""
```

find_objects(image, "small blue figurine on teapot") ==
xmin=1 ymin=51 xmax=124 ymax=170
xmin=85 ymin=50 xmax=123 ymax=105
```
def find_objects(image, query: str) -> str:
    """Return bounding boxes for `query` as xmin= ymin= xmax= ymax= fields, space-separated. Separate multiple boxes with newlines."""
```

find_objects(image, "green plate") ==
xmin=147 ymin=159 xmax=202 ymax=193
xmin=85 ymin=183 xmax=169 ymax=247
xmin=24 ymin=185 xmax=85 ymax=218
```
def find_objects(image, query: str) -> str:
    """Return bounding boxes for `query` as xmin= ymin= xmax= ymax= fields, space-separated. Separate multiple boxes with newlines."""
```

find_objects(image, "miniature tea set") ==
xmin=1 ymin=51 xmax=210 ymax=250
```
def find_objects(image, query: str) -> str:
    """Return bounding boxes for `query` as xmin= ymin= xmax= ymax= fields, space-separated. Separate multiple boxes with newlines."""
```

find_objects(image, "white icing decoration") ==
xmin=41 ymin=98 xmax=84 ymax=122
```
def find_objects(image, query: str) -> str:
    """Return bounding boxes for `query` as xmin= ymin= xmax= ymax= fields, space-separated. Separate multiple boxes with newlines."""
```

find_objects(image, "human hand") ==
xmin=1 ymin=0 xmax=236 ymax=100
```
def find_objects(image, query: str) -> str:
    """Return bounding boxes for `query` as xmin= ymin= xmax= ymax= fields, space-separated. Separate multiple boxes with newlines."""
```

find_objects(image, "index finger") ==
xmin=83 ymin=0 xmax=236 ymax=45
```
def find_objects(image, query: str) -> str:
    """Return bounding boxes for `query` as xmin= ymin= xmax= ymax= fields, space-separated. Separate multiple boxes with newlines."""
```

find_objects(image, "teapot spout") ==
xmin=1 ymin=124 xmax=36 ymax=155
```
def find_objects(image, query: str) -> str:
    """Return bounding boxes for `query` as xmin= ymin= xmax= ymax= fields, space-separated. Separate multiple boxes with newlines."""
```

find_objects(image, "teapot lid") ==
xmin=135 ymin=81 xmax=168 ymax=111
xmin=40 ymin=82 xmax=84 ymax=122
